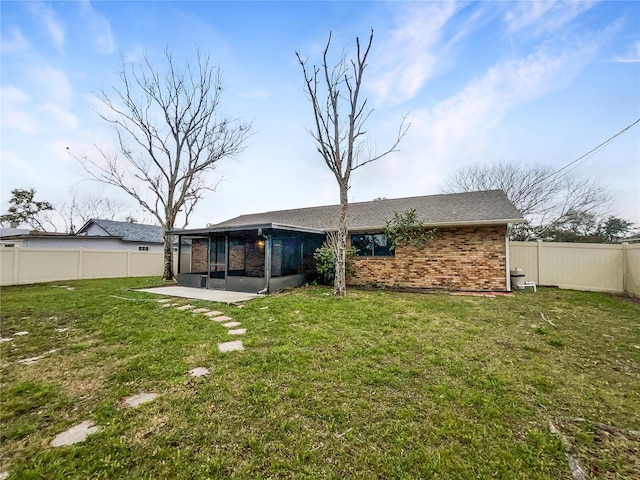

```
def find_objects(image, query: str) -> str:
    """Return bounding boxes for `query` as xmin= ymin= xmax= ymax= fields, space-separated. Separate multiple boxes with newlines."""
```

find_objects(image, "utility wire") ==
xmin=537 ymin=117 xmax=640 ymax=185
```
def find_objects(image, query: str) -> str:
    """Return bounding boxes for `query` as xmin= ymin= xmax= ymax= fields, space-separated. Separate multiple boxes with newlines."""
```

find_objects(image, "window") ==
xmin=351 ymin=233 xmax=394 ymax=257
xmin=138 ymin=246 xmax=149 ymax=251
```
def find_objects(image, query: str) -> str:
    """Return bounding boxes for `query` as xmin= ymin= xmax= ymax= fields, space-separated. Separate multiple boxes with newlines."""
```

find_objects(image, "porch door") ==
xmin=209 ymin=236 xmax=226 ymax=279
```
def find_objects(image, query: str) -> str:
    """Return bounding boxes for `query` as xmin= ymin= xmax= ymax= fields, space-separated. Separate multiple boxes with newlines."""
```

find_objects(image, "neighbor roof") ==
xmin=209 ymin=190 xmax=524 ymax=232
xmin=77 ymin=219 xmax=165 ymax=243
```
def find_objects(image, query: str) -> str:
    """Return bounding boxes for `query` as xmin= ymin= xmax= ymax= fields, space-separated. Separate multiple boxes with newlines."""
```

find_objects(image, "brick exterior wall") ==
xmin=191 ymin=238 xmax=208 ymax=273
xmin=347 ymin=225 xmax=508 ymax=291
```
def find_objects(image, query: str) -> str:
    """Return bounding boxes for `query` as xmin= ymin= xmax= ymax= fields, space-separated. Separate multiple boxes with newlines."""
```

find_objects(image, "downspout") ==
xmin=505 ymin=224 xmax=512 ymax=292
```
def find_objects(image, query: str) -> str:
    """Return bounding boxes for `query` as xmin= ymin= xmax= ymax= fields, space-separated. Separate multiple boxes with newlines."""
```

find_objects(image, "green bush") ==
xmin=313 ymin=243 xmax=357 ymax=286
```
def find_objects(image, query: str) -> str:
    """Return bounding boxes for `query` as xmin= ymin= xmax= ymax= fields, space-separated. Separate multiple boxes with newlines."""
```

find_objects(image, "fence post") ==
xmin=77 ymin=248 xmax=84 ymax=280
xmin=536 ymin=240 xmax=543 ymax=285
xmin=13 ymin=247 xmax=20 ymax=285
xmin=622 ymin=243 xmax=628 ymax=295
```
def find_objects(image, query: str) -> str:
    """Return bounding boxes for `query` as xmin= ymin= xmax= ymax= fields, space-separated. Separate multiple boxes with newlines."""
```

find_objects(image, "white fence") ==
xmin=1 ymin=243 xmax=638 ymax=297
xmin=509 ymin=241 xmax=640 ymax=297
xmin=0 ymin=247 xmax=191 ymax=286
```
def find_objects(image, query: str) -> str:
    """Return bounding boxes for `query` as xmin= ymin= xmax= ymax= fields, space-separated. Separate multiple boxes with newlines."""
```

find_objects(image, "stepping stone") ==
xmin=228 ymin=328 xmax=246 ymax=336
xmin=0 ymin=471 xmax=8 ymax=480
xmin=156 ymin=299 xmax=171 ymax=303
xmin=18 ymin=349 xmax=57 ymax=365
xmin=204 ymin=311 xmax=224 ymax=317
xmin=14 ymin=331 xmax=29 ymax=336
xmin=122 ymin=392 xmax=158 ymax=408
xmin=192 ymin=308 xmax=210 ymax=313
xmin=0 ymin=337 xmax=13 ymax=343
xmin=51 ymin=420 xmax=100 ymax=447
xmin=188 ymin=367 xmax=210 ymax=377
xmin=176 ymin=305 xmax=195 ymax=311
xmin=222 ymin=321 xmax=241 ymax=328
xmin=55 ymin=328 xmax=69 ymax=332
xmin=213 ymin=315 xmax=233 ymax=322
xmin=66 ymin=287 xmax=75 ymax=291
xmin=218 ymin=340 xmax=244 ymax=353
xmin=161 ymin=303 xmax=178 ymax=308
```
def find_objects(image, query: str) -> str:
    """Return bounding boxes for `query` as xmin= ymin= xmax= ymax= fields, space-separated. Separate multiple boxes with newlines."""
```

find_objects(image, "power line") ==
xmin=539 ymin=117 xmax=640 ymax=184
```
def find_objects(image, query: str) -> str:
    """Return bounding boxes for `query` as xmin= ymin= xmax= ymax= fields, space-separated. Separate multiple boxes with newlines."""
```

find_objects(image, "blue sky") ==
xmin=1 ymin=1 xmax=639 ymax=228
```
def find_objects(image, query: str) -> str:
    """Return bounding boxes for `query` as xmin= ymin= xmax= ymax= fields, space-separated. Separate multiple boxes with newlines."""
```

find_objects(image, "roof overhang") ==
xmin=333 ymin=218 xmax=526 ymax=232
xmin=169 ymin=223 xmax=326 ymax=236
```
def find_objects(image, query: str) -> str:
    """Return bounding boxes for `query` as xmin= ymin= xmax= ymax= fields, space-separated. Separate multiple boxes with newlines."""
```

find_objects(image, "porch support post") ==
xmin=265 ymin=234 xmax=272 ymax=293
xmin=224 ymin=235 xmax=229 ymax=291
xmin=206 ymin=235 xmax=211 ymax=289
xmin=177 ymin=235 xmax=182 ymax=274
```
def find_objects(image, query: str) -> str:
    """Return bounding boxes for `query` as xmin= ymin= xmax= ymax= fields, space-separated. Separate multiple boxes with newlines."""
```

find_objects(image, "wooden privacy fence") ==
xmin=0 ymin=247 xmax=191 ymax=286
xmin=509 ymin=241 xmax=640 ymax=297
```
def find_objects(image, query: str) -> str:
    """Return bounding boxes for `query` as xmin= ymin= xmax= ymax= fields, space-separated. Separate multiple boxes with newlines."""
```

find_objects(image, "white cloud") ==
xmin=28 ymin=64 xmax=74 ymax=105
xmin=369 ymin=2 xmax=461 ymax=106
xmin=42 ymin=102 xmax=79 ymax=130
xmin=0 ymin=27 xmax=30 ymax=54
xmin=31 ymin=1 xmax=65 ymax=53
xmin=504 ymin=1 xmax=595 ymax=37
xmin=78 ymin=0 xmax=115 ymax=54
xmin=0 ymin=86 xmax=40 ymax=133
xmin=613 ymin=41 xmax=640 ymax=63
xmin=355 ymin=38 xmax=603 ymax=199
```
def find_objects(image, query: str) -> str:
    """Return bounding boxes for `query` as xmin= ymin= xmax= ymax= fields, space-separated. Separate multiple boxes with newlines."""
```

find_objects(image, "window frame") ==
xmin=350 ymin=232 xmax=394 ymax=257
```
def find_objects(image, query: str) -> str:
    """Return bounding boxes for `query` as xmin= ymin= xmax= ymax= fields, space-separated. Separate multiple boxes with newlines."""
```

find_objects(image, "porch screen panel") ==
xmin=209 ymin=236 xmax=225 ymax=279
xmin=271 ymin=237 xmax=302 ymax=277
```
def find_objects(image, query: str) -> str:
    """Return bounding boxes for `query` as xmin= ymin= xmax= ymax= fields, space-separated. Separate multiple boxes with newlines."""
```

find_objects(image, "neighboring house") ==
xmin=0 ymin=219 xmax=189 ymax=253
xmin=171 ymin=190 xmax=524 ymax=293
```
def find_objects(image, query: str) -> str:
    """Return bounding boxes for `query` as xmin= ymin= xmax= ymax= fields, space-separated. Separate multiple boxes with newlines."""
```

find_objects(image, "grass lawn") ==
xmin=1 ymin=277 xmax=639 ymax=479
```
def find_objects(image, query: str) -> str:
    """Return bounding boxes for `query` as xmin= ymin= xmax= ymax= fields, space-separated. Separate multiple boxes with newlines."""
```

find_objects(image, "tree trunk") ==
xmin=163 ymin=232 xmax=174 ymax=281
xmin=334 ymin=185 xmax=348 ymax=296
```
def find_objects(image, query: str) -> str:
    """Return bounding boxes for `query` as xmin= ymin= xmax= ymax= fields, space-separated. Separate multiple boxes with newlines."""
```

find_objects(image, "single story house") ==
xmin=171 ymin=190 xmax=524 ymax=293
xmin=1 ymin=219 xmax=189 ymax=253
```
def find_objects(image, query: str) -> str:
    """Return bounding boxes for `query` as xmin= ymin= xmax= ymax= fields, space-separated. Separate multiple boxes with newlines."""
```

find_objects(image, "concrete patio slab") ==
xmin=218 ymin=340 xmax=244 ymax=353
xmin=138 ymin=286 xmax=260 ymax=304
xmin=51 ymin=420 xmax=100 ymax=447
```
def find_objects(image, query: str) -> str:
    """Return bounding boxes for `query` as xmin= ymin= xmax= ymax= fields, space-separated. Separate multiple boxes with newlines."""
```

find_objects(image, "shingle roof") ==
xmin=80 ymin=219 xmax=165 ymax=243
xmin=212 ymin=190 xmax=524 ymax=231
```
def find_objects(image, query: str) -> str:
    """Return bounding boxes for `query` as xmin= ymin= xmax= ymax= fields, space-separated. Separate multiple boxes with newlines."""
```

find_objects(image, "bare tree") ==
xmin=54 ymin=189 xmax=130 ymax=234
xmin=443 ymin=162 xmax=612 ymax=240
xmin=78 ymin=49 xmax=251 ymax=279
xmin=296 ymin=30 xmax=407 ymax=295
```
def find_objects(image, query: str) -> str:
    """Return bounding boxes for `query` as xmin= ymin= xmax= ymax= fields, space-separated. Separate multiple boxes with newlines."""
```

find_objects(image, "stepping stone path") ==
xmin=189 ymin=367 xmax=210 ymax=377
xmin=218 ymin=340 xmax=244 ymax=353
xmin=122 ymin=392 xmax=158 ymax=408
xmin=167 ymin=302 xmax=248 ymax=353
xmin=222 ymin=321 xmax=241 ymax=328
xmin=176 ymin=304 xmax=195 ymax=311
xmin=51 ymin=420 xmax=100 ymax=447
